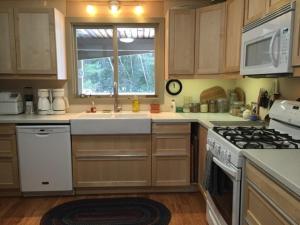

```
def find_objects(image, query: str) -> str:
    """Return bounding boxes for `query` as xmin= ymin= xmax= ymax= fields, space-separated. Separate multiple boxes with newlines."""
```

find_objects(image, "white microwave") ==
xmin=240 ymin=3 xmax=295 ymax=76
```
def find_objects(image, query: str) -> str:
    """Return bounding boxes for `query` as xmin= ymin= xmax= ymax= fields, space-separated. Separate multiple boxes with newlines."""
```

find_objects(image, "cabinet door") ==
xmin=152 ymin=133 xmax=190 ymax=186
xmin=267 ymin=0 xmax=291 ymax=13
xmin=0 ymin=134 xmax=19 ymax=189
xmin=244 ymin=0 xmax=267 ymax=25
xmin=195 ymin=3 xmax=226 ymax=74
xmin=293 ymin=0 xmax=300 ymax=69
xmin=198 ymin=126 xmax=207 ymax=190
xmin=169 ymin=9 xmax=195 ymax=75
xmin=14 ymin=8 xmax=56 ymax=74
xmin=244 ymin=184 xmax=290 ymax=225
xmin=224 ymin=0 xmax=244 ymax=73
xmin=72 ymin=135 xmax=151 ymax=188
xmin=0 ymin=9 xmax=16 ymax=74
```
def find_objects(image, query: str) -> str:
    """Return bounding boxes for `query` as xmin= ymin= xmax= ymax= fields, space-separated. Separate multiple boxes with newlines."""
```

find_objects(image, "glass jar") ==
xmin=217 ymin=98 xmax=228 ymax=113
xmin=209 ymin=100 xmax=217 ymax=113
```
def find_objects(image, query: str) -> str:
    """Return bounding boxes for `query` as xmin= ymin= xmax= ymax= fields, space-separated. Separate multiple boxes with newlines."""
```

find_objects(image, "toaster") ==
xmin=0 ymin=92 xmax=23 ymax=114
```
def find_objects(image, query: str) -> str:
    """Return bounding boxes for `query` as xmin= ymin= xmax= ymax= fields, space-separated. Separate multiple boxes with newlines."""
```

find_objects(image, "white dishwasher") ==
xmin=17 ymin=125 xmax=73 ymax=193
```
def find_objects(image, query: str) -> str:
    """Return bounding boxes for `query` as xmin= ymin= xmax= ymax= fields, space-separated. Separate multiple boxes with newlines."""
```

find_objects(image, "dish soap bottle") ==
xmin=171 ymin=99 xmax=176 ymax=113
xmin=132 ymin=96 xmax=140 ymax=112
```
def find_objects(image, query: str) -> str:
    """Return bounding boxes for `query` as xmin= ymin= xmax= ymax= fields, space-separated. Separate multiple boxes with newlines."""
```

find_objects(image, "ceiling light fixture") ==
xmin=120 ymin=38 xmax=135 ymax=43
xmin=86 ymin=5 xmax=97 ymax=16
xmin=134 ymin=4 xmax=144 ymax=15
xmin=109 ymin=0 xmax=120 ymax=15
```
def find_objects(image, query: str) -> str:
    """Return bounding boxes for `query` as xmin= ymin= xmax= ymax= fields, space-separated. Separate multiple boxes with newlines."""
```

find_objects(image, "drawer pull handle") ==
xmin=41 ymin=181 xmax=49 ymax=185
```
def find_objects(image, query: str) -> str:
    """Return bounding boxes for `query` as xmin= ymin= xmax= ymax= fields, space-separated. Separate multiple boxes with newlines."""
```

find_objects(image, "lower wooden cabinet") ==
xmin=243 ymin=161 xmax=300 ymax=224
xmin=152 ymin=123 xmax=191 ymax=186
xmin=198 ymin=125 xmax=208 ymax=194
xmin=72 ymin=135 xmax=151 ymax=188
xmin=0 ymin=124 xmax=19 ymax=191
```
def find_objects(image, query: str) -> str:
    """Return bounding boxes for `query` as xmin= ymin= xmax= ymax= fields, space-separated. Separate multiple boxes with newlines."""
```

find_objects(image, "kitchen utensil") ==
xmin=200 ymin=86 xmax=226 ymax=104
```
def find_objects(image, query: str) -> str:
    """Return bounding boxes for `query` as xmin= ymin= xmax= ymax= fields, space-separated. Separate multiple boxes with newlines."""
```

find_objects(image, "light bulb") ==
xmin=109 ymin=1 xmax=120 ymax=15
xmin=86 ymin=5 xmax=97 ymax=16
xmin=134 ymin=5 xmax=144 ymax=15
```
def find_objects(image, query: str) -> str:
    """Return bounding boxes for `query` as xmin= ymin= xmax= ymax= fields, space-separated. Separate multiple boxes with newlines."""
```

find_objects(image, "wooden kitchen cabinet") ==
xmin=152 ymin=123 xmax=191 ymax=186
xmin=244 ymin=0 xmax=291 ymax=25
xmin=0 ymin=8 xmax=16 ymax=74
xmin=224 ymin=0 xmax=244 ymax=73
xmin=0 ymin=8 xmax=66 ymax=79
xmin=198 ymin=125 xmax=207 ymax=195
xmin=72 ymin=135 xmax=151 ymax=188
xmin=244 ymin=0 xmax=267 ymax=25
xmin=14 ymin=8 xmax=66 ymax=78
xmin=243 ymin=161 xmax=300 ymax=224
xmin=293 ymin=0 xmax=300 ymax=70
xmin=266 ymin=0 xmax=291 ymax=13
xmin=0 ymin=124 xmax=19 ymax=194
xmin=168 ymin=9 xmax=195 ymax=75
xmin=195 ymin=3 xmax=226 ymax=74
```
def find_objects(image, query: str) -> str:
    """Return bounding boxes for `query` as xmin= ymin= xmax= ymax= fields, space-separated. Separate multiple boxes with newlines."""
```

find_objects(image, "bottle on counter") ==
xmin=90 ymin=100 xmax=97 ymax=113
xmin=171 ymin=99 xmax=176 ymax=113
xmin=132 ymin=95 xmax=140 ymax=112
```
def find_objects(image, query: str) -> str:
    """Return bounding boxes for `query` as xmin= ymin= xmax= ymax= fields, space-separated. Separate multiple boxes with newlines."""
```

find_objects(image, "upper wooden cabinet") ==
xmin=0 ymin=8 xmax=66 ymax=80
xmin=0 ymin=9 xmax=16 ymax=74
xmin=168 ymin=9 xmax=195 ymax=75
xmin=195 ymin=3 xmax=226 ymax=74
xmin=293 ymin=0 xmax=300 ymax=68
xmin=244 ymin=0 xmax=291 ymax=25
xmin=244 ymin=0 xmax=267 ymax=25
xmin=224 ymin=0 xmax=245 ymax=72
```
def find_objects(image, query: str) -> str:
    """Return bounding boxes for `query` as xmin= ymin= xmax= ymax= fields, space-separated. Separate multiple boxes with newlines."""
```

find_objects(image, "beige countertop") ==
xmin=0 ymin=112 xmax=246 ymax=128
xmin=242 ymin=149 xmax=300 ymax=198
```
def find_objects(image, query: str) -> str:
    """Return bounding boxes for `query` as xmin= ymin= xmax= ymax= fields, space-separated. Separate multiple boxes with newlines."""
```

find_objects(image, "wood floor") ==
xmin=0 ymin=192 xmax=208 ymax=225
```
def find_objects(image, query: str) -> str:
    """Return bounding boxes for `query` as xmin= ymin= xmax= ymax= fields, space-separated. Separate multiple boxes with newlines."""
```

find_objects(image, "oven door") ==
xmin=206 ymin=157 xmax=241 ymax=225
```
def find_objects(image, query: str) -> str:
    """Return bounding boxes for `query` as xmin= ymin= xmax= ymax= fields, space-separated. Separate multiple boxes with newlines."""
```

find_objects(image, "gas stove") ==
xmin=206 ymin=100 xmax=300 ymax=225
xmin=213 ymin=126 xmax=300 ymax=149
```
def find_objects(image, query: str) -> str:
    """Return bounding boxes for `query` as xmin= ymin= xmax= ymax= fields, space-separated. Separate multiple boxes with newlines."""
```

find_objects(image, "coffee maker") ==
xmin=52 ymin=89 xmax=69 ymax=114
xmin=37 ymin=89 xmax=52 ymax=115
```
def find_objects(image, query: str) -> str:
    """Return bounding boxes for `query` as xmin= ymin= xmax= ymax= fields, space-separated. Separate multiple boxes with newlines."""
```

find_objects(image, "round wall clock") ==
xmin=166 ymin=79 xmax=182 ymax=96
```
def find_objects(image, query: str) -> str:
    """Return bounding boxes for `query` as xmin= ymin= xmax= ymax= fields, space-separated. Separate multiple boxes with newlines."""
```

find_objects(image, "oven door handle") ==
xmin=213 ymin=157 xmax=240 ymax=181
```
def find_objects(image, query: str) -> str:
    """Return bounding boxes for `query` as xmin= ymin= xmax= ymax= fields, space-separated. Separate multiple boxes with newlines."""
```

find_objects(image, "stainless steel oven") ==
xmin=206 ymin=135 xmax=242 ymax=225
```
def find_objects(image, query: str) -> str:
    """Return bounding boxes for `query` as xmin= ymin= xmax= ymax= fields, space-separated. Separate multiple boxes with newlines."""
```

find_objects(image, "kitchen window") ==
xmin=72 ymin=23 xmax=163 ymax=99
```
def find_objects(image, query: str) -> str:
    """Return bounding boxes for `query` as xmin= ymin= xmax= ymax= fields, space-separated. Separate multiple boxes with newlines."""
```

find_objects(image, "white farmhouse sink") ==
xmin=71 ymin=112 xmax=151 ymax=135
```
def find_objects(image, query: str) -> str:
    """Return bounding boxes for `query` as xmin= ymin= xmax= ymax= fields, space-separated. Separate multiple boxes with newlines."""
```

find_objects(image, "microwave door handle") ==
xmin=212 ymin=157 xmax=239 ymax=180
xmin=269 ymin=31 xmax=280 ymax=67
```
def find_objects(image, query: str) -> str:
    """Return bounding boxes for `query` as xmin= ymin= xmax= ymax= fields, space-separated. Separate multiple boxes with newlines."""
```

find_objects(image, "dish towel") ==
xmin=204 ymin=150 xmax=214 ymax=191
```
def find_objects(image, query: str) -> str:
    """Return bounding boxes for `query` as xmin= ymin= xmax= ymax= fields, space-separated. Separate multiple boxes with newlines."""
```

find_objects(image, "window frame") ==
xmin=66 ymin=17 xmax=165 ymax=104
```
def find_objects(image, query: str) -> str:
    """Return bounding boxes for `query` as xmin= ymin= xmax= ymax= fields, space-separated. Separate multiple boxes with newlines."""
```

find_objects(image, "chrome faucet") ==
xmin=113 ymin=81 xmax=122 ymax=112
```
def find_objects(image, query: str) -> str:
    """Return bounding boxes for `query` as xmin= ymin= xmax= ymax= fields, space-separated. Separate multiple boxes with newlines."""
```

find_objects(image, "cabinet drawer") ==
xmin=152 ymin=134 xmax=190 ymax=156
xmin=244 ymin=184 xmax=290 ymax=225
xmin=152 ymin=155 xmax=190 ymax=186
xmin=72 ymin=135 xmax=151 ymax=157
xmin=152 ymin=123 xmax=191 ymax=134
xmin=74 ymin=156 xmax=151 ymax=187
xmin=0 ymin=124 xmax=15 ymax=135
xmin=246 ymin=161 xmax=300 ymax=223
